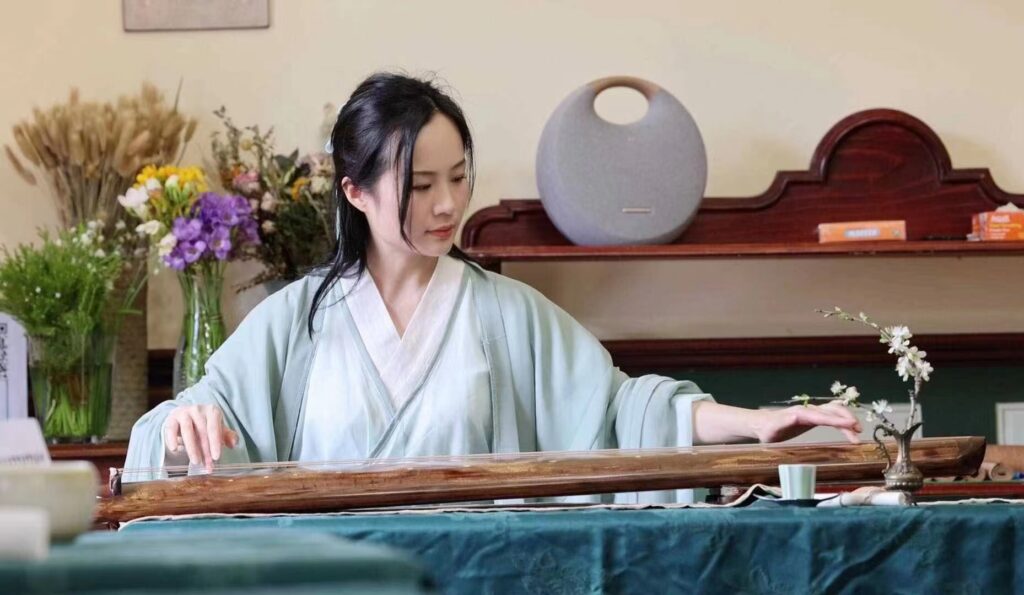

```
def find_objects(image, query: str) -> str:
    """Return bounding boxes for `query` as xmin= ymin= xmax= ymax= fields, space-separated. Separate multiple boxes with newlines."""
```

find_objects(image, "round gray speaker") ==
xmin=536 ymin=76 xmax=707 ymax=245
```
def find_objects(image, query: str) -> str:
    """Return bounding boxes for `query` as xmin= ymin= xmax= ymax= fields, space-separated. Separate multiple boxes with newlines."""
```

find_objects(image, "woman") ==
xmin=126 ymin=73 xmax=859 ymax=502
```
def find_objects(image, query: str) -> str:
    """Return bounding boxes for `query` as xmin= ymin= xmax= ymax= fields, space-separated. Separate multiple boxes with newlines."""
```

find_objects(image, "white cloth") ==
xmin=297 ymin=257 xmax=493 ymax=462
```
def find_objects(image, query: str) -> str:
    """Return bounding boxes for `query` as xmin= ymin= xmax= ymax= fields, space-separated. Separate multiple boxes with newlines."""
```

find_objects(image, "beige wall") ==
xmin=1 ymin=0 xmax=1022 ymax=348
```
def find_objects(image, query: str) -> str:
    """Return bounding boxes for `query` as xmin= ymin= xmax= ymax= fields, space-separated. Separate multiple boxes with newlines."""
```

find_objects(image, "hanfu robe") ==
xmin=126 ymin=257 xmax=714 ymax=502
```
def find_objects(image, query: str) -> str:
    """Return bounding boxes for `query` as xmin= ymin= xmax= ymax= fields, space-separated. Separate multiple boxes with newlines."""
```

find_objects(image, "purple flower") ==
xmin=209 ymin=226 xmax=232 ymax=260
xmin=164 ymin=249 xmax=186 ymax=271
xmin=172 ymin=217 xmax=203 ymax=242
xmin=163 ymin=192 xmax=259 ymax=271
xmin=242 ymin=220 xmax=261 ymax=244
xmin=181 ymin=240 xmax=207 ymax=264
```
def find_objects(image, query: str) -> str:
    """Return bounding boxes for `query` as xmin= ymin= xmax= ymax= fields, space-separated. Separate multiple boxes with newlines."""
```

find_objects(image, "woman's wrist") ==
xmin=692 ymin=401 xmax=766 ymax=444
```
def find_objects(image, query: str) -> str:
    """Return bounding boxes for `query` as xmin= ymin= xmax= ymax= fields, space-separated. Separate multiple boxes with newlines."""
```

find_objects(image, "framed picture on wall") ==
xmin=123 ymin=0 xmax=270 ymax=32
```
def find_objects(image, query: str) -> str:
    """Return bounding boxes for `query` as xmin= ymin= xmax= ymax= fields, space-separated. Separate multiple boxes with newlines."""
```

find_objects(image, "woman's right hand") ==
xmin=164 ymin=404 xmax=239 ymax=471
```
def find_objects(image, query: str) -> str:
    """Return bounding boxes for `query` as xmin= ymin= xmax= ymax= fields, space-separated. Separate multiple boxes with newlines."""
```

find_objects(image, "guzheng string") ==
xmin=112 ymin=441 xmax=884 ymax=479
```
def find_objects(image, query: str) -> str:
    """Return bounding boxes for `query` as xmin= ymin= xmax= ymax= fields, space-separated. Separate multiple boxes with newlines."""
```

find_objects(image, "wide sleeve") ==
xmin=491 ymin=273 xmax=713 ymax=503
xmin=123 ymin=280 xmax=308 ymax=481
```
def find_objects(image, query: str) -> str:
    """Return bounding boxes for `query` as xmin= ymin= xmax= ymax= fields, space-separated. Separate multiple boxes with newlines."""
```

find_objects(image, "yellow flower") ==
xmin=136 ymin=164 xmax=158 ymax=186
xmin=290 ymin=177 xmax=310 ymax=201
xmin=134 ymin=164 xmax=208 ymax=192
xmin=176 ymin=166 xmax=208 ymax=192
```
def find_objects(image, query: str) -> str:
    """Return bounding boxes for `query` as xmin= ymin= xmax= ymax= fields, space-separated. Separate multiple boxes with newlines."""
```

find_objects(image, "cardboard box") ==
xmin=817 ymin=221 xmax=907 ymax=243
xmin=972 ymin=210 xmax=1024 ymax=241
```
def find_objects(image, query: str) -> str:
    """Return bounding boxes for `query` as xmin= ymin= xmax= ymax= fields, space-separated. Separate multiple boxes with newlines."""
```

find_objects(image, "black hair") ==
xmin=307 ymin=72 xmax=476 ymax=336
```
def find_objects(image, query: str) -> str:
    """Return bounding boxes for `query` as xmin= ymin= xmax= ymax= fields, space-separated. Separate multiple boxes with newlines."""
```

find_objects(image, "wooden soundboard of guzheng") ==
xmin=97 ymin=436 xmax=985 ymax=522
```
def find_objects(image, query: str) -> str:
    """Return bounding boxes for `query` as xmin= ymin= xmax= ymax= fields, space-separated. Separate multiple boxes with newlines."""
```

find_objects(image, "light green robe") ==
xmin=126 ymin=262 xmax=713 ymax=502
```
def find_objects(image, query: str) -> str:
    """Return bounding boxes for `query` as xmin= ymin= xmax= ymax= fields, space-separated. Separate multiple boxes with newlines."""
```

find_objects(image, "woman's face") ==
xmin=345 ymin=113 xmax=470 ymax=259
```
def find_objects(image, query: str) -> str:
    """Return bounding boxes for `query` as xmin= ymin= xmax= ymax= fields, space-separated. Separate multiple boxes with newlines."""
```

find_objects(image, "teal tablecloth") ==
xmin=120 ymin=504 xmax=1024 ymax=594
xmin=0 ymin=529 xmax=432 ymax=594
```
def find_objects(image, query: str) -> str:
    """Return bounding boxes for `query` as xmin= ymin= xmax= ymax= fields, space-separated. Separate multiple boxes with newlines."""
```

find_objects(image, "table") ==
xmin=0 ymin=529 xmax=432 ymax=594
xmin=117 ymin=504 xmax=1023 ymax=594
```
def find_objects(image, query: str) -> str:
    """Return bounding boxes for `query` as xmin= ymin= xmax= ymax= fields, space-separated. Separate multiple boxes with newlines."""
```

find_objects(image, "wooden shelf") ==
xmin=466 ymin=239 xmax=1024 ymax=264
xmin=461 ymin=109 xmax=1024 ymax=272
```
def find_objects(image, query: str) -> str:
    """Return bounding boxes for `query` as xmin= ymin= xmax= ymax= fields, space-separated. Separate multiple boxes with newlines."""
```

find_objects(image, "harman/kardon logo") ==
xmin=621 ymin=207 xmax=653 ymax=214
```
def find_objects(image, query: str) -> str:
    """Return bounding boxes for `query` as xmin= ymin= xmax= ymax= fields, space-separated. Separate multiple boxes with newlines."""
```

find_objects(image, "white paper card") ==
xmin=0 ymin=314 xmax=28 ymax=420
xmin=0 ymin=419 xmax=50 ymax=464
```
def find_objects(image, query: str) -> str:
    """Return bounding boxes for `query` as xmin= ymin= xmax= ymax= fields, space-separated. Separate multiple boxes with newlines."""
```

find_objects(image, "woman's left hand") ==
xmin=754 ymin=401 xmax=862 ymax=443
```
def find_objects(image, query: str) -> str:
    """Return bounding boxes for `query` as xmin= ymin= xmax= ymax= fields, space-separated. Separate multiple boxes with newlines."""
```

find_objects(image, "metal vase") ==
xmin=875 ymin=422 xmax=925 ymax=492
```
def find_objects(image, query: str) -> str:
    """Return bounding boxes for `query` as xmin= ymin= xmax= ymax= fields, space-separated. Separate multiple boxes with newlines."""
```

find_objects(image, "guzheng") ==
xmin=98 ymin=436 xmax=985 ymax=523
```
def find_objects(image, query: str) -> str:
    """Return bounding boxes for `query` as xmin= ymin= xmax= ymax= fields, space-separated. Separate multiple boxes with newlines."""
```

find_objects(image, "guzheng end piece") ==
xmin=98 ymin=436 xmax=985 ymax=523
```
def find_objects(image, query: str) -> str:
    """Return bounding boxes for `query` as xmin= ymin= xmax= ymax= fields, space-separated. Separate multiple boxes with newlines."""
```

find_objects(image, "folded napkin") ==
xmin=817 ymin=486 xmax=910 ymax=507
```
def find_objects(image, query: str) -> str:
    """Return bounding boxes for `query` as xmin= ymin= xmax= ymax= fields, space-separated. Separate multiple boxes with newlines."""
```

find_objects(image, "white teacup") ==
xmin=778 ymin=464 xmax=817 ymax=500
xmin=0 ymin=461 xmax=98 ymax=540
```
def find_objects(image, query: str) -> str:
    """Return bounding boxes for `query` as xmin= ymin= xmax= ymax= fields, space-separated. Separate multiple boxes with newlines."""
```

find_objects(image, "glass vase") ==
xmin=29 ymin=328 xmax=114 ymax=443
xmin=172 ymin=265 xmax=226 ymax=397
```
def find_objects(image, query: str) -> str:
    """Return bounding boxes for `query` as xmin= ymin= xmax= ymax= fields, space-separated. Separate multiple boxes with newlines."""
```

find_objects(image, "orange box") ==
xmin=972 ymin=211 xmax=1024 ymax=241
xmin=817 ymin=220 xmax=906 ymax=243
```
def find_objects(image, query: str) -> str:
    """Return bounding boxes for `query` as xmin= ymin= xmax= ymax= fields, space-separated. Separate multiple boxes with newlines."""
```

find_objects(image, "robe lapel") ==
xmin=379 ymin=257 xmax=466 ymax=407
xmin=342 ymin=257 xmax=465 ymax=409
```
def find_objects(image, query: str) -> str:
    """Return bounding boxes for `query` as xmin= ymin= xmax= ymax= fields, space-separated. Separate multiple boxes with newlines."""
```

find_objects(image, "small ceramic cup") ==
xmin=778 ymin=464 xmax=817 ymax=500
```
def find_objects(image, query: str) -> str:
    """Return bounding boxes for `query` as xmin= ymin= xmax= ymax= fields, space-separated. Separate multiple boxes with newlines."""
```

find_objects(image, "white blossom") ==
xmin=136 ymin=221 xmax=161 ymax=236
xmin=885 ymin=326 xmax=912 ymax=354
xmin=830 ymin=381 xmax=846 ymax=396
xmin=917 ymin=360 xmax=933 ymax=382
xmin=260 ymin=192 xmax=278 ymax=213
xmin=118 ymin=187 xmax=150 ymax=218
xmin=157 ymin=233 xmax=177 ymax=257
xmin=165 ymin=175 xmax=180 ymax=188
xmin=841 ymin=386 xmax=860 ymax=404
xmin=310 ymin=176 xmax=331 ymax=195
xmin=145 ymin=177 xmax=161 ymax=192
xmin=94 ymin=248 xmax=106 ymax=258
xmin=115 ymin=220 xmax=127 ymax=231
xmin=906 ymin=346 xmax=926 ymax=362
xmin=896 ymin=356 xmax=913 ymax=381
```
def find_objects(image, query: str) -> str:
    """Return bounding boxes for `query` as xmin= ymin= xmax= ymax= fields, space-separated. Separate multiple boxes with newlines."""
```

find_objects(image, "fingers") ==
xmin=187 ymin=407 xmax=214 ymax=471
xmin=165 ymin=405 xmax=238 ymax=471
xmin=806 ymin=404 xmax=860 ymax=429
xmin=791 ymin=405 xmax=863 ymax=443
xmin=822 ymin=402 xmax=863 ymax=434
xmin=164 ymin=416 xmax=182 ymax=453
xmin=177 ymin=410 xmax=203 ymax=467
xmin=205 ymin=406 xmax=224 ymax=463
